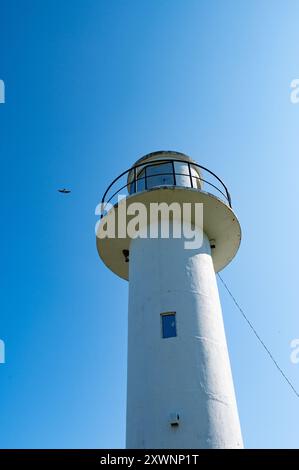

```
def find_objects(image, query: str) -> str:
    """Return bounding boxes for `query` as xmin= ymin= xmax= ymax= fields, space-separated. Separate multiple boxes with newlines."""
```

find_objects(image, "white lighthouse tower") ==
xmin=96 ymin=151 xmax=243 ymax=449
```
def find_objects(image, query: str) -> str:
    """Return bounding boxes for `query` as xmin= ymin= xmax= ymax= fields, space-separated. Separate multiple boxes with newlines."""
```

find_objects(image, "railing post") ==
xmin=188 ymin=162 xmax=193 ymax=188
xmin=144 ymin=165 xmax=147 ymax=190
xmin=134 ymin=166 xmax=137 ymax=193
xmin=100 ymin=199 xmax=105 ymax=219
xmin=172 ymin=160 xmax=176 ymax=186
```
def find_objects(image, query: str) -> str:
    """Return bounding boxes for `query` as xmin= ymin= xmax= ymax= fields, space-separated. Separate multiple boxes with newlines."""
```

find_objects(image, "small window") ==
xmin=161 ymin=313 xmax=177 ymax=338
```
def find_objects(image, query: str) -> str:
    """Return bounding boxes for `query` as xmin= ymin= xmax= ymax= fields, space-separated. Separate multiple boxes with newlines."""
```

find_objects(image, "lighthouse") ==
xmin=96 ymin=151 xmax=243 ymax=449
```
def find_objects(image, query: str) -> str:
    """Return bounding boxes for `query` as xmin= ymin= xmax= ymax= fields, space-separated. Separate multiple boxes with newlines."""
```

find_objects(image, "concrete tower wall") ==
xmin=126 ymin=222 xmax=243 ymax=449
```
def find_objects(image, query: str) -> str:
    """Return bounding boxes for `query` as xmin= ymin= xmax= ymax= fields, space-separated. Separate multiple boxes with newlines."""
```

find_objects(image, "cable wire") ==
xmin=217 ymin=273 xmax=299 ymax=399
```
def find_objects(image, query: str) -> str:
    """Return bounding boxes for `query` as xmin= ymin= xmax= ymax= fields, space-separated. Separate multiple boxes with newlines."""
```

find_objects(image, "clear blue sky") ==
xmin=0 ymin=0 xmax=299 ymax=449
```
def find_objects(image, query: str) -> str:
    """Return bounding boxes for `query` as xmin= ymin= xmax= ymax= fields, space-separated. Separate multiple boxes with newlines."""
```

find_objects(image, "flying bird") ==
xmin=58 ymin=188 xmax=71 ymax=194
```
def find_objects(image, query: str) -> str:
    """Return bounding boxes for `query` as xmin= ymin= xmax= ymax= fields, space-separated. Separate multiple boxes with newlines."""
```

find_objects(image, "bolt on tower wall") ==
xmin=96 ymin=151 xmax=243 ymax=449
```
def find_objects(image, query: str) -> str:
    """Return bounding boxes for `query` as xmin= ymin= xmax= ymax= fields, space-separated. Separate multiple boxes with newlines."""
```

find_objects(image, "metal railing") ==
xmin=100 ymin=159 xmax=232 ymax=217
